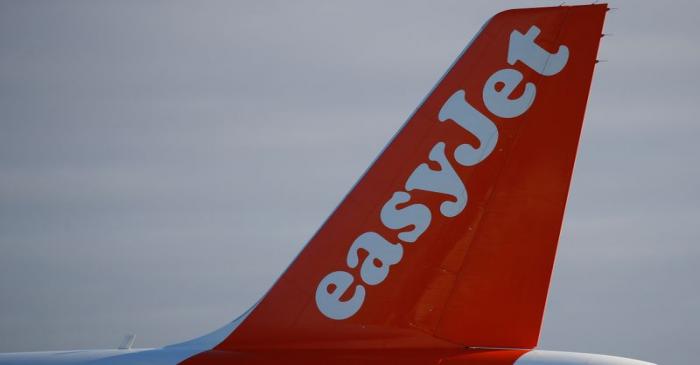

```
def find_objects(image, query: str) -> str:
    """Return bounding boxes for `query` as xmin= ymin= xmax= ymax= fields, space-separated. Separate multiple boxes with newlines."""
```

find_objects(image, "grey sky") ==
xmin=0 ymin=1 xmax=698 ymax=364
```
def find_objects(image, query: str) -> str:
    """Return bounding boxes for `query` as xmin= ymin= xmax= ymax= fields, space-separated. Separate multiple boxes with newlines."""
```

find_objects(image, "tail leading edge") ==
xmin=206 ymin=4 xmax=606 ymax=351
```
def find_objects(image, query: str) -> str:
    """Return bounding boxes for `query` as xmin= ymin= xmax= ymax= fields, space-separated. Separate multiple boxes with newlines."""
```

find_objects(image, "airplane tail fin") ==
xmin=209 ymin=4 xmax=607 ymax=351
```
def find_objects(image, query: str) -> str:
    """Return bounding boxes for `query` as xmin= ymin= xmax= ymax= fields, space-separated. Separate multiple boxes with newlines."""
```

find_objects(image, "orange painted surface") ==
xmin=183 ymin=4 xmax=607 ymax=365
xmin=182 ymin=348 xmax=527 ymax=365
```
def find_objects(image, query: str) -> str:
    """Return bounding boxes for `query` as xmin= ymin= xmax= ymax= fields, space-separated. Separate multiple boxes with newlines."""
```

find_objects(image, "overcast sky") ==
xmin=0 ymin=1 xmax=698 ymax=364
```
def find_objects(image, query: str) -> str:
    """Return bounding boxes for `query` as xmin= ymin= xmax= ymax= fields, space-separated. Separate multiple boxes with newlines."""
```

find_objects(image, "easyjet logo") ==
xmin=316 ymin=26 xmax=569 ymax=320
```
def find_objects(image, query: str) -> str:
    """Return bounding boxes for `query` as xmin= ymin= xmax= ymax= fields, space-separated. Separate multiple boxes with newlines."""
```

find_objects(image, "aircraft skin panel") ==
xmin=0 ymin=4 xmax=657 ymax=365
xmin=0 ymin=348 xmax=656 ymax=365
xmin=513 ymin=350 xmax=657 ymax=365
xmin=192 ymin=3 xmax=608 ymax=353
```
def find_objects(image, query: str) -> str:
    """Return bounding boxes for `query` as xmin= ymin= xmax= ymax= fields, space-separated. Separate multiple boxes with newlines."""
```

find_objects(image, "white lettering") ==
xmin=483 ymin=68 xmax=536 ymax=118
xmin=439 ymin=90 xmax=499 ymax=165
xmin=347 ymin=232 xmax=403 ymax=285
xmin=315 ymin=23 xmax=571 ymax=320
xmin=315 ymin=271 xmax=365 ymax=320
xmin=405 ymin=142 xmax=467 ymax=217
xmin=508 ymin=26 xmax=569 ymax=76
xmin=380 ymin=191 xmax=432 ymax=243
